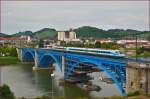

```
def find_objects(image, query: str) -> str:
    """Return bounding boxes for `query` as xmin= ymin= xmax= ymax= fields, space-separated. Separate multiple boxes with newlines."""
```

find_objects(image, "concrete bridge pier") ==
xmin=61 ymin=55 xmax=65 ymax=78
xmin=127 ymin=62 xmax=150 ymax=94
xmin=16 ymin=48 xmax=23 ymax=62
xmin=32 ymin=49 xmax=40 ymax=71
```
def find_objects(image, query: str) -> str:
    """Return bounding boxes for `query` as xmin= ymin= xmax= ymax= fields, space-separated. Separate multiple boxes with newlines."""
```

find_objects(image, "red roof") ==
xmin=0 ymin=37 xmax=6 ymax=40
xmin=0 ymin=37 xmax=27 ymax=40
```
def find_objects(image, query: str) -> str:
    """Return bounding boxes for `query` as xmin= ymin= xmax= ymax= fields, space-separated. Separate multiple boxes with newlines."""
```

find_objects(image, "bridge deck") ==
xmin=42 ymin=48 xmax=125 ymax=60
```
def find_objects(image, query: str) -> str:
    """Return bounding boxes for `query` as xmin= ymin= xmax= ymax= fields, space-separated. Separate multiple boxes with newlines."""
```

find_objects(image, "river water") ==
xmin=1 ymin=64 xmax=120 ymax=98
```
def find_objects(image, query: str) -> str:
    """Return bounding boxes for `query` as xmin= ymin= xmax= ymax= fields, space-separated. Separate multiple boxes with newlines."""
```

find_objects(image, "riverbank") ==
xmin=17 ymin=95 xmax=150 ymax=99
xmin=0 ymin=57 xmax=19 ymax=65
xmin=18 ymin=91 xmax=150 ymax=99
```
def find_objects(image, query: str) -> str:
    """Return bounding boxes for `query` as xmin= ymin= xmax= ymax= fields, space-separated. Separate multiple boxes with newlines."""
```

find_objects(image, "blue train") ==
xmin=54 ymin=47 xmax=125 ymax=57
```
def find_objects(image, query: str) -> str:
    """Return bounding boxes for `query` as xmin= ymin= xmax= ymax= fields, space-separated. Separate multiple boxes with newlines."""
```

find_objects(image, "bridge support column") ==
xmin=127 ymin=62 xmax=150 ymax=94
xmin=16 ymin=48 xmax=23 ymax=62
xmin=33 ymin=49 xmax=40 ymax=71
xmin=61 ymin=55 xmax=65 ymax=78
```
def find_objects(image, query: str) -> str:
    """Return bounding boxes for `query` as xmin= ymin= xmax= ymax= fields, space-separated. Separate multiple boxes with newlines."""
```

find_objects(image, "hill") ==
xmin=2 ymin=26 xmax=150 ymax=40
xmin=34 ymin=28 xmax=57 ymax=39
xmin=0 ymin=33 xmax=9 ymax=37
xmin=75 ymin=26 xmax=149 ymax=40
xmin=12 ymin=31 xmax=34 ymax=37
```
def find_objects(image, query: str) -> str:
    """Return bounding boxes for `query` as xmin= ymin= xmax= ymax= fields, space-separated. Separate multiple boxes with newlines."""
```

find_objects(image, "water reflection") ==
xmin=1 ymin=64 xmax=119 ymax=98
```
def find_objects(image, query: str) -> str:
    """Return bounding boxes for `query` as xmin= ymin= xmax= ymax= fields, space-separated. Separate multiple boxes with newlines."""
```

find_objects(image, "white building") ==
xmin=117 ymin=40 xmax=149 ymax=45
xmin=117 ymin=39 xmax=149 ymax=48
xmin=58 ymin=31 xmax=66 ymax=41
xmin=20 ymin=35 xmax=31 ymax=42
xmin=57 ymin=29 xmax=78 ymax=42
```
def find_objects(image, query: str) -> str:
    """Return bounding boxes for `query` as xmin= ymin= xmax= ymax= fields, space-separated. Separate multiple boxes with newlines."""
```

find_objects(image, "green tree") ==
xmin=137 ymin=47 xmax=145 ymax=54
xmin=148 ymin=34 xmax=150 ymax=41
xmin=0 ymin=84 xmax=15 ymax=99
xmin=39 ymin=40 xmax=44 ymax=48
xmin=84 ymin=43 xmax=94 ymax=48
xmin=0 ymin=46 xmax=17 ymax=57
xmin=9 ymin=48 xmax=17 ymax=57
xmin=60 ymin=41 xmax=66 ymax=47
xmin=95 ymin=41 xmax=101 ymax=48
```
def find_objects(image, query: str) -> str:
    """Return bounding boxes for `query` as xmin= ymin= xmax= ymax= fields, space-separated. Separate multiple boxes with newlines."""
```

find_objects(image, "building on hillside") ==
xmin=95 ymin=38 xmax=113 ymax=43
xmin=58 ymin=31 xmax=66 ymax=41
xmin=117 ymin=39 xmax=149 ymax=48
xmin=69 ymin=29 xmax=76 ymax=41
xmin=20 ymin=35 xmax=32 ymax=42
xmin=0 ymin=36 xmax=30 ymax=48
xmin=43 ymin=39 xmax=56 ymax=48
xmin=57 ymin=29 xmax=77 ymax=42
xmin=0 ymin=37 xmax=5 ymax=46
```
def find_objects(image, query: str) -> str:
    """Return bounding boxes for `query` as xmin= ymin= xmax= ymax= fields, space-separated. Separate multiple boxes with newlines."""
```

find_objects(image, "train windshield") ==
xmin=115 ymin=51 xmax=123 ymax=54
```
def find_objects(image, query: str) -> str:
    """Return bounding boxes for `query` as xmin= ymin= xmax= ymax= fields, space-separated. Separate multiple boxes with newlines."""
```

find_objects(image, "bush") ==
xmin=34 ymin=96 xmax=52 ymax=99
xmin=108 ymin=96 xmax=124 ymax=99
xmin=127 ymin=91 xmax=140 ymax=97
xmin=0 ymin=46 xmax=17 ymax=57
xmin=144 ymin=93 xmax=150 ymax=97
xmin=0 ymin=84 xmax=15 ymax=99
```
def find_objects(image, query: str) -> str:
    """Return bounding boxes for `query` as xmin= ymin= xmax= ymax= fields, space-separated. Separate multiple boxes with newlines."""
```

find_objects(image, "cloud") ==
xmin=1 ymin=1 xmax=149 ymax=34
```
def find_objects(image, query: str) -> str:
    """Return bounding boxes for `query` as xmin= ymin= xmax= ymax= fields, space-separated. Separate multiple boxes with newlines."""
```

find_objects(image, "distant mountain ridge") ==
xmin=12 ymin=31 xmax=34 ymax=37
xmin=0 ymin=33 xmax=9 ymax=37
xmin=0 ymin=26 xmax=149 ymax=40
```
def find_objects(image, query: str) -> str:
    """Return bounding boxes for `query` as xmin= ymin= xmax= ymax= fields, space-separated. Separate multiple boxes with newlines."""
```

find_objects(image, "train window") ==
xmin=115 ymin=51 xmax=121 ymax=54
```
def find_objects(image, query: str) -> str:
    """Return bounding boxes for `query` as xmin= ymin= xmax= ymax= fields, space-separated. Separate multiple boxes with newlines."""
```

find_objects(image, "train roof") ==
xmin=66 ymin=47 xmax=119 ymax=52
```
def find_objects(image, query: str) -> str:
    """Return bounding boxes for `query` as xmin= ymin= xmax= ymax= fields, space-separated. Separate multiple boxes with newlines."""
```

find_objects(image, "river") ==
xmin=0 ymin=64 xmax=120 ymax=98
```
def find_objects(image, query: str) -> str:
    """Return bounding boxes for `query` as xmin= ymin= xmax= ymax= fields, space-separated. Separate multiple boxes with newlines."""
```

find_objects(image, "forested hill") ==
xmin=74 ymin=26 xmax=149 ymax=40
xmin=1 ymin=26 xmax=149 ymax=40
xmin=12 ymin=31 xmax=34 ymax=37
xmin=34 ymin=28 xmax=57 ymax=39
xmin=0 ymin=33 xmax=9 ymax=37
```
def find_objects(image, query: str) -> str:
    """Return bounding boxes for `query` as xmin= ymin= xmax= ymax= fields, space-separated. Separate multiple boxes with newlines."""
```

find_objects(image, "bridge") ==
xmin=17 ymin=47 xmax=127 ymax=96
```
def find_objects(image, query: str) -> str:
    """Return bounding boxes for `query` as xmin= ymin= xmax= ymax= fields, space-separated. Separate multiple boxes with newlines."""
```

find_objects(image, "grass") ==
xmin=0 ymin=56 xmax=19 ymax=65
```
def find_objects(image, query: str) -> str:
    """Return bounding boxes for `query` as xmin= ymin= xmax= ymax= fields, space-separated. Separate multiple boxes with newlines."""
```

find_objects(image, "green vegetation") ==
xmin=25 ymin=41 xmax=38 ymax=48
xmin=0 ymin=87 xmax=148 ymax=99
xmin=95 ymin=41 xmax=101 ymax=48
xmin=1 ymin=26 xmax=149 ymax=40
xmin=136 ymin=47 xmax=150 ymax=57
xmin=12 ymin=31 xmax=34 ymax=37
xmin=0 ymin=46 xmax=17 ymax=57
xmin=75 ymin=26 xmax=150 ymax=40
xmin=0 ymin=84 xmax=15 ymax=99
xmin=0 ymin=33 xmax=8 ymax=37
xmin=60 ymin=41 xmax=120 ymax=50
xmin=0 ymin=46 xmax=19 ymax=65
xmin=35 ymin=28 xmax=57 ymax=39
xmin=144 ymin=93 xmax=150 ymax=97
xmin=127 ymin=91 xmax=140 ymax=97
xmin=38 ymin=40 xmax=44 ymax=48
xmin=75 ymin=26 xmax=106 ymax=38
xmin=124 ymin=46 xmax=150 ymax=58
xmin=16 ymin=95 xmax=150 ymax=99
xmin=0 ymin=57 xmax=19 ymax=65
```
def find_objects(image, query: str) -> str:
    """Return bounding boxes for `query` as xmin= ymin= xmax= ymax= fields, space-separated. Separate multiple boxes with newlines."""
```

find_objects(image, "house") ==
xmin=95 ymin=38 xmax=113 ymax=43
xmin=117 ymin=39 xmax=149 ymax=48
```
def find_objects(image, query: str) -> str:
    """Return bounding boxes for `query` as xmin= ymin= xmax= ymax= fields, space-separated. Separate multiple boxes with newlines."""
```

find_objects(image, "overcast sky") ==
xmin=1 ymin=1 xmax=149 ymax=34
